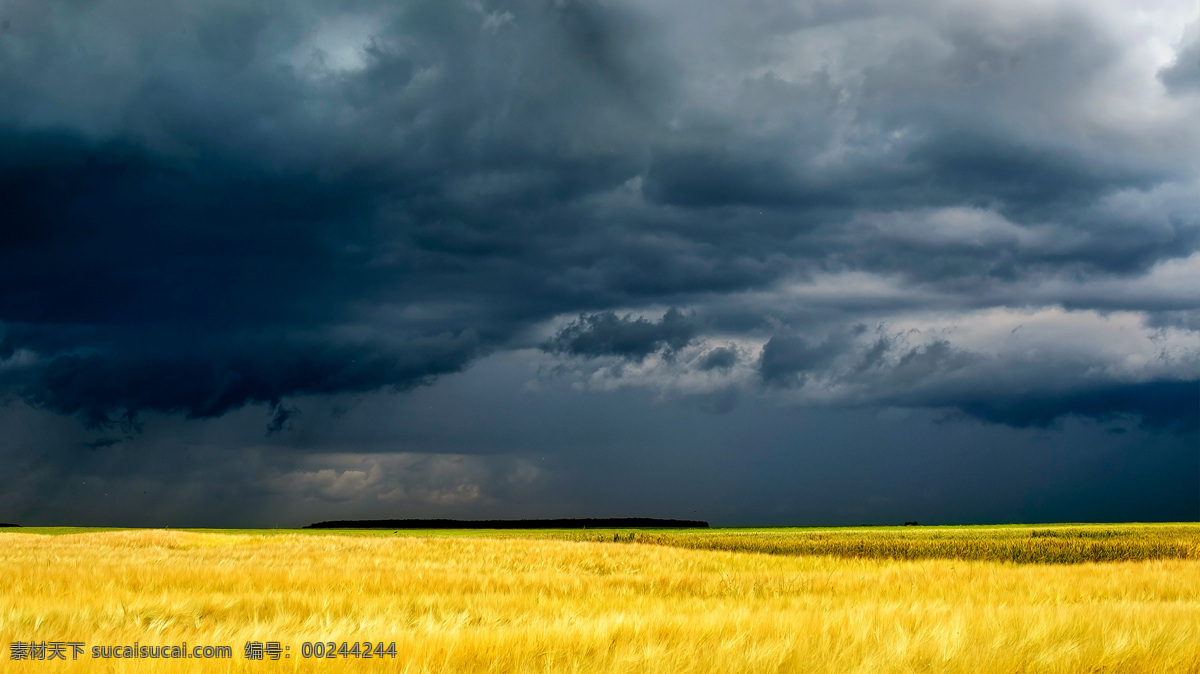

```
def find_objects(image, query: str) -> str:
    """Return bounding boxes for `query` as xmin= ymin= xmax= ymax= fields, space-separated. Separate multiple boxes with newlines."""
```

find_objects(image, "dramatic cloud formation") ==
xmin=0 ymin=0 xmax=1196 ymax=525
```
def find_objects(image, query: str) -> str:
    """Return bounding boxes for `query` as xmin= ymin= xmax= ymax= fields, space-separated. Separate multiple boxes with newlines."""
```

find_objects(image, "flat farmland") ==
xmin=3 ymin=524 xmax=1200 ymax=672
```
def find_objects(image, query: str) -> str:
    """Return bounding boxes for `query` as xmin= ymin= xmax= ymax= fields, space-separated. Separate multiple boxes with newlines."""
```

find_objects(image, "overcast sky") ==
xmin=1 ymin=0 xmax=1197 ymax=527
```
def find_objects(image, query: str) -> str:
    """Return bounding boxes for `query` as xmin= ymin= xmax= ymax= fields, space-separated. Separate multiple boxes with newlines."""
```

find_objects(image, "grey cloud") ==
xmin=0 ymin=0 xmax=678 ymax=426
xmin=543 ymin=308 xmax=698 ymax=362
xmin=4 ymin=329 xmax=482 ymax=428
xmin=759 ymin=331 xmax=853 ymax=385
xmin=697 ymin=346 xmax=739 ymax=372
xmin=1 ymin=0 xmax=1197 ymax=443
xmin=1161 ymin=35 xmax=1200 ymax=93
xmin=881 ymin=338 xmax=978 ymax=387
xmin=643 ymin=147 xmax=845 ymax=210
xmin=752 ymin=323 xmax=1198 ymax=431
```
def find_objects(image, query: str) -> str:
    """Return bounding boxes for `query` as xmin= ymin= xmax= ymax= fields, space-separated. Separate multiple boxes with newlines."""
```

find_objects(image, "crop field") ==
xmin=3 ymin=524 xmax=1200 ymax=672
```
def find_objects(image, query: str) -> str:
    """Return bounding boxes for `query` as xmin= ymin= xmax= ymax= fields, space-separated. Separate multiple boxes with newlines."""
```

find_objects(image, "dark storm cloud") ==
xmin=747 ymin=324 xmax=1199 ymax=431
xmin=6 ymin=329 xmax=481 ymax=427
xmin=543 ymin=308 xmax=697 ymax=361
xmin=0 ymin=0 xmax=675 ymax=426
xmin=758 ymin=330 xmax=855 ymax=385
xmin=0 ymin=0 xmax=1196 ymax=440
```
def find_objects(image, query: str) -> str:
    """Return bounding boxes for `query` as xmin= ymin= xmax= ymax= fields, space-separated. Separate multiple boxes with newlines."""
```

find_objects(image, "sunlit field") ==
xmin=3 ymin=525 xmax=1200 ymax=672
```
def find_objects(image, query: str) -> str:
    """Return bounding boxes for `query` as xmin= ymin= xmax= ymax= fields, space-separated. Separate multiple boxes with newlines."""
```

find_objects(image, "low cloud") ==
xmin=759 ymin=328 xmax=861 ymax=385
xmin=541 ymin=306 xmax=1199 ymax=430
xmin=542 ymin=308 xmax=698 ymax=362
xmin=2 ymin=330 xmax=482 ymax=429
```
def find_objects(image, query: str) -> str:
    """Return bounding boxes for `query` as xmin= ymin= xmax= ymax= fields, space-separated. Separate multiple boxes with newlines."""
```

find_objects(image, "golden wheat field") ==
xmin=3 ymin=525 xmax=1200 ymax=672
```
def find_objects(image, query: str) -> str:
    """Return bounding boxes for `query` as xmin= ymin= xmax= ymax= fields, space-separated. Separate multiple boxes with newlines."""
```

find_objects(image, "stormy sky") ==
xmin=1 ymin=0 xmax=1197 ymax=527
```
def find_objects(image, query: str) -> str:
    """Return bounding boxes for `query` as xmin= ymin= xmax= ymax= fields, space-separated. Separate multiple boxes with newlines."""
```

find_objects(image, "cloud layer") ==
xmin=1 ymin=0 xmax=1197 ymax=439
